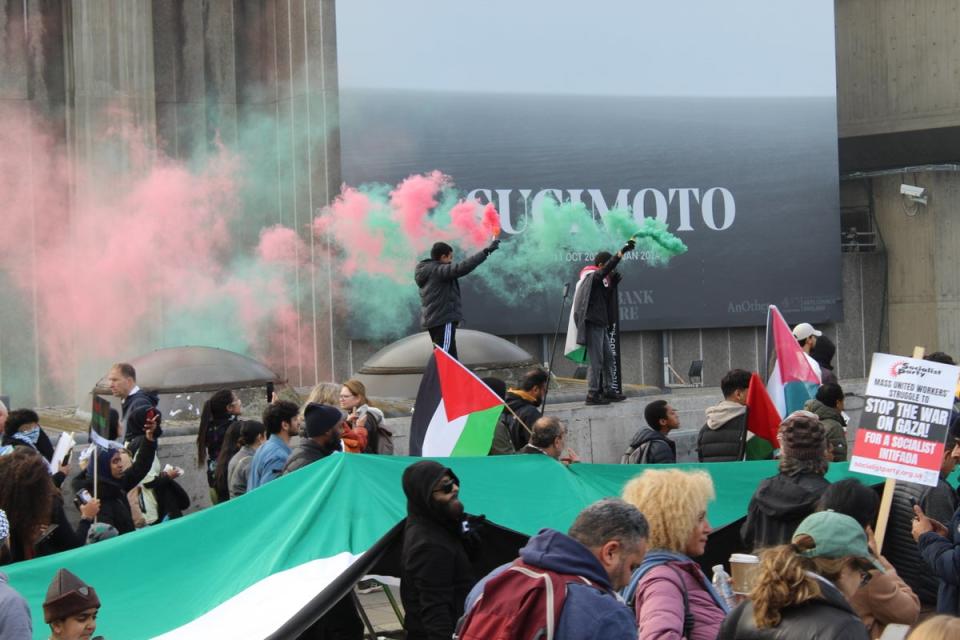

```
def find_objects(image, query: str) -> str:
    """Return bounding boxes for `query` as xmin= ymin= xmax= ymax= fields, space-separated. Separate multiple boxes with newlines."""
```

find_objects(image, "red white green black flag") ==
xmin=409 ymin=346 xmax=505 ymax=456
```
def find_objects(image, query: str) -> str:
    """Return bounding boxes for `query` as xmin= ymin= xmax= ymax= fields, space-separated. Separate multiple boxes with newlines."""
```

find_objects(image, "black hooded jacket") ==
xmin=626 ymin=425 xmax=677 ymax=464
xmin=504 ymin=391 xmax=543 ymax=450
xmin=122 ymin=388 xmax=161 ymax=442
xmin=83 ymin=439 xmax=156 ymax=534
xmin=400 ymin=461 xmax=476 ymax=640
xmin=740 ymin=471 xmax=830 ymax=551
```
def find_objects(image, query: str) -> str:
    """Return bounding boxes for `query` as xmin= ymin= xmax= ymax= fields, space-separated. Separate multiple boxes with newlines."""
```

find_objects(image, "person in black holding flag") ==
xmin=572 ymin=239 xmax=635 ymax=405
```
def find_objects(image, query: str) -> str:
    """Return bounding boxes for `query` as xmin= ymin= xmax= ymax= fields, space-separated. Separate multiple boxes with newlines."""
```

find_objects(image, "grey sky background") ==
xmin=335 ymin=0 xmax=836 ymax=98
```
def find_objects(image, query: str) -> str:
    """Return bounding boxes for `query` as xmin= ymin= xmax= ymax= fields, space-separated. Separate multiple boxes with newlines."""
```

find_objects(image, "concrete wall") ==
xmin=836 ymin=0 xmax=960 ymax=138
xmin=382 ymin=380 xmax=868 ymax=464
xmin=867 ymin=171 xmax=960 ymax=357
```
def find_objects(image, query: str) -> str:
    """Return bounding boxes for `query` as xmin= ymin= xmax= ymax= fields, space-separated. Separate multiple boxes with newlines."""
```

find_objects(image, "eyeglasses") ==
xmin=339 ymin=394 xmax=355 ymax=400
xmin=433 ymin=480 xmax=457 ymax=495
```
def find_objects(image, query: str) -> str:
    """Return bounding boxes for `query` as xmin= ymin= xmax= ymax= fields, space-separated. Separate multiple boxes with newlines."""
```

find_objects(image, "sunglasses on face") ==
xmin=433 ymin=480 xmax=456 ymax=495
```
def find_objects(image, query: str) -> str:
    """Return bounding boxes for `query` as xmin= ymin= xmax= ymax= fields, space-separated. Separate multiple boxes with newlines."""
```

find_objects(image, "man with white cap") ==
xmin=793 ymin=322 xmax=824 ymax=382
xmin=0 ymin=510 xmax=32 ymax=639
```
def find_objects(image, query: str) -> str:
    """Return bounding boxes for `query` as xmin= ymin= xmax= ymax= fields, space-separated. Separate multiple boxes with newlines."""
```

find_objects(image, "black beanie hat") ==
xmin=303 ymin=403 xmax=343 ymax=438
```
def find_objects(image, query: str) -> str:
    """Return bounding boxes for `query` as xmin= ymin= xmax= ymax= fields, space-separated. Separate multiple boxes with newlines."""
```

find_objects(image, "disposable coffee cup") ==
xmin=729 ymin=553 xmax=760 ymax=595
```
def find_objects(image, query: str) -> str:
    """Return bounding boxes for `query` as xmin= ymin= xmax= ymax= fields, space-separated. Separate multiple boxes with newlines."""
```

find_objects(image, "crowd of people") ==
xmin=1 ymin=336 xmax=960 ymax=640
xmin=406 ymin=406 xmax=960 ymax=640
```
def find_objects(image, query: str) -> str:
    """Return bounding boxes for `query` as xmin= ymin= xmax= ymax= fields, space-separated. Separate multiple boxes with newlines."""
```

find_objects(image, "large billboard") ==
xmin=336 ymin=1 xmax=841 ymax=336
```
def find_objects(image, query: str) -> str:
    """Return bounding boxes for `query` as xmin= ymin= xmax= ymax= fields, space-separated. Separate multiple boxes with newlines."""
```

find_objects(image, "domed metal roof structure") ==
xmin=92 ymin=346 xmax=281 ymax=394
xmin=356 ymin=330 xmax=536 ymax=398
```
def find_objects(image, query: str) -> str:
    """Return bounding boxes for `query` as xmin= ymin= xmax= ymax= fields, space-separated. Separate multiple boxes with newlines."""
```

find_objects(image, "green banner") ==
xmin=5 ymin=454 xmax=882 ymax=639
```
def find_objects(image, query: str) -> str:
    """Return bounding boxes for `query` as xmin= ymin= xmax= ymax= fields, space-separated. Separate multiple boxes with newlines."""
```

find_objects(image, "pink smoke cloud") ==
xmin=0 ymin=102 xmax=316 ymax=396
xmin=314 ymin=187 xmax=406 ymax=280
xmin=257 ymin=225 xmax=308 ymax=267
xmin=448 ymin=200 xmax=490 ymax=248
xmin=389 ymin=170 xmax=447 ymax=251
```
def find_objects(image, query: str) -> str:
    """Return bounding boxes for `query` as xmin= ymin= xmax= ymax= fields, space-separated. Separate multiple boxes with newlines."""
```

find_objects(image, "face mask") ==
xmin=14 ymin=426 xmax=41 ymax=446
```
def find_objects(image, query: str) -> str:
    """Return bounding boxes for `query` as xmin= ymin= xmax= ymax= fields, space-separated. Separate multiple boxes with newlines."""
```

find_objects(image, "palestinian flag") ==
xmin=3 ymin=455 xmax=881 ymax=639
xmin=409 ymin=346 xmax=505 ymax=456
xmin=563 ymin=265 xmax=598 ymax=363
xmin=744 ymin=371 xmax=782 ymax=460
xmin=764 ymin=305 xmax=820 ymax=419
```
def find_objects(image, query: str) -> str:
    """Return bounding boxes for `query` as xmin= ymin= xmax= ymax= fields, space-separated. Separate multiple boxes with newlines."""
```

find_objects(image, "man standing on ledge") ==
xmin=415 ymin=237 xmax=500 ymax=360
xmin=572 ymin=239 xmax=635 ymax=405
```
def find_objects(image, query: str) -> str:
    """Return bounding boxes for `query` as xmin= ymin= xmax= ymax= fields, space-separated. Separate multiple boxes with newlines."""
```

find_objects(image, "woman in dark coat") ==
xmin=721 ymin=511 xmax=871 ymax=640
xmin=84 ymin=424 xmax=157 ymax=534
xmin=196 ymin=390 xmax=242 ymax=502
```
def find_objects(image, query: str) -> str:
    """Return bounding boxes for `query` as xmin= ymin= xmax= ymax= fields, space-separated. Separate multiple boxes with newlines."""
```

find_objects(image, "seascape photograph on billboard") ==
xmin=336 ymin=0 xmax=841 ymax=337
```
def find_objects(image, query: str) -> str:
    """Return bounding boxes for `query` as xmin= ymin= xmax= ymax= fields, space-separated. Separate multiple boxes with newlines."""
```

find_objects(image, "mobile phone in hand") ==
xmin=77 ymin=488 xmax=93 ymax=504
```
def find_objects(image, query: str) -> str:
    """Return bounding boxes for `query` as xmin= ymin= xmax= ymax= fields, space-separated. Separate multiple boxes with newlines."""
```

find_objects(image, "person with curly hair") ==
xmin=907 ymin=615 xmax=960 ymax=640
xmin=816 ymin=479 xmax=919 ymax=637
xmin=719 ymin=511 xmax=871 ymax=640
xmin=0 ymin=509 xmax=32 ymax=636
xmin=0 ymin=448 xmax=53 ymax=562
xmin=622 ymin=468 xmax=728 ymax=640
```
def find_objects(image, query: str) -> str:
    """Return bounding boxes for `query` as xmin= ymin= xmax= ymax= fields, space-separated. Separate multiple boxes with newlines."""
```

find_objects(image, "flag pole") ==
xmin=541 ymin=282 xmax=571 ymax=413
xmin=503 ymin=402 xmax=532 ymax=436
xmin=874 ymin=345 xmax=926 ymax=551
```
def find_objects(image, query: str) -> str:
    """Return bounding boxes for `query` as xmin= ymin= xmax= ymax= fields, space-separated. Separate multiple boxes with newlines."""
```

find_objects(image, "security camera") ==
xmin=900 ymin=184 xmax=926 ymax=198
xmin=900 ymin=183 xmax=928 ymax=205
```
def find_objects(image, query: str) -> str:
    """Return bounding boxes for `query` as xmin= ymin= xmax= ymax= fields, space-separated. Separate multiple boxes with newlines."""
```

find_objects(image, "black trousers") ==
xmin=428 ymin=323 xmax=458 ymax=360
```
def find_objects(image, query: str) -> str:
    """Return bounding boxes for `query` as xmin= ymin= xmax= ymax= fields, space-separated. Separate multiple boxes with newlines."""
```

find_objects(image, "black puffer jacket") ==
xmin=697 ymin=410 xmax=748 ymax=462
xmin=414 ymin=249 xmax=490 ymax=329
xmin=884 ymin=478 xmax=958 ymax=606
xmin=401 ymin=461 xmax=476 ymax=640
xmin=719 ymin=577 xmax=869 ymax=640
xmin=741 ymin=471 xmax=830 ymax=551
xmin=625 ymin=425 xmax=676 ymax=464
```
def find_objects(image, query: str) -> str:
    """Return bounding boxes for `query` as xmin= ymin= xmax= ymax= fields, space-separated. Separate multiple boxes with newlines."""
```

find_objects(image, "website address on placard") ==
xmin=849 ymin=456 xmax=937 ymax=485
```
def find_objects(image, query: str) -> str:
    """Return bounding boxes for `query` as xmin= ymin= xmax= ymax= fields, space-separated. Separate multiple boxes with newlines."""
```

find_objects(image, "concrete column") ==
xmin=234 ymin=0 xmax=344 ymax=388
xmin=0 ymin=0 xmax=68 ymax=405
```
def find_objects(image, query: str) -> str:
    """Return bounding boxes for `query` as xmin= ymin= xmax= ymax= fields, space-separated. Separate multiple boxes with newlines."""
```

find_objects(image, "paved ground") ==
xmin=355 ymin=584 xmax=404 ymax=638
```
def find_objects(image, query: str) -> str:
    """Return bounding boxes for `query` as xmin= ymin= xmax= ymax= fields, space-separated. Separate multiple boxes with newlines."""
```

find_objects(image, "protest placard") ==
xmin=850 ymin=352 xmax=960 ymax=487
xmin=91 ymin=394 xmax=112 ymax=441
